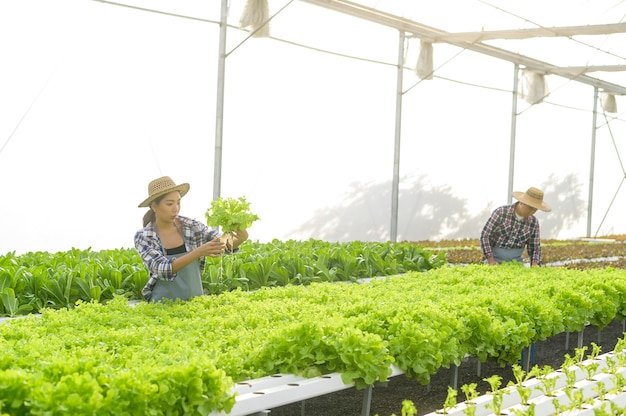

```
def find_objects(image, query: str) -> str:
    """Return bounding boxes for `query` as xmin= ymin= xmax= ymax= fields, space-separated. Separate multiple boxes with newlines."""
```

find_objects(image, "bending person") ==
xmin=480 ymin=187 xmax=551 ymax=266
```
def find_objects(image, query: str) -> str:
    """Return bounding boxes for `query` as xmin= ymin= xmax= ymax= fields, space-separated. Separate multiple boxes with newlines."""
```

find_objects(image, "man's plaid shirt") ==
xmin=480 ymin=203 xmax=542 ymax=265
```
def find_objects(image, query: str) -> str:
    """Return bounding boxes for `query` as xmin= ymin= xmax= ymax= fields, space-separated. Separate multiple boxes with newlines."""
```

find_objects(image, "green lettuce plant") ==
xmin=205 ymin=196 xmax=260 ymax=233
xmin=205 ymin=196 xmax=261 ymax=252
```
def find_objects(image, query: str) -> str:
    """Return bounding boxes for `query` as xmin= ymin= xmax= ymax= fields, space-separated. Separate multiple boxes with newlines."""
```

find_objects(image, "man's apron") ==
xmin=492 ymin=247 xmax=524 ymax=264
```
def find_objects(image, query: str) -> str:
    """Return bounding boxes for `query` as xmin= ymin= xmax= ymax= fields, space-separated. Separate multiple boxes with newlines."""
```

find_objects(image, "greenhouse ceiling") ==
xmin=96 ymin=0 xmax=626 ymax=95
xmin=296 ymin=0 xmax=626 ymax=95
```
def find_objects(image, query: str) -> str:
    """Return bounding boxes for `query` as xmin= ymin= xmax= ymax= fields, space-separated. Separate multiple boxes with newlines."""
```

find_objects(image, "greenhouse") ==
xmin=2 ymin=1 xmax=626 ymax=415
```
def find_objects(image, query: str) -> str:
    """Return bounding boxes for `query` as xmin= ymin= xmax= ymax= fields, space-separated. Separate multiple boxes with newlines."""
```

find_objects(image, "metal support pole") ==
xmin=507 ymin=64 xmax=520 ymax=204
xmin=521 ymin=344 xmax=535 ymax=373
xmin=390 ymin=31 xmax=405 ymax=243
xmin=587 ymin=87 xmax=599 ymax=237
xmin=577 ymin=330 xmax=584 ymax=349
xmin=213 ymin=0 xmax=228 ymax=201
xmin=361 ymin=385 xmax=373 ymax=416
xmin=450 ymin=364 xmax=459 ymax=390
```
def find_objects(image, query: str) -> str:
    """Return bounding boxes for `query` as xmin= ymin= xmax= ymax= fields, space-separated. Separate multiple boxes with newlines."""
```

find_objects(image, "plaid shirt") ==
xmin=134 ymin=215 xmax=219 ymax=301
xmin=480 ymin=203 xmax=542 ymax=265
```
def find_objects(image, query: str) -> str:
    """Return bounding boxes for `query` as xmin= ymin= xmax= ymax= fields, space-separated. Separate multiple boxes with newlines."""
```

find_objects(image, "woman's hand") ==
xmin=232 ymin=229 xmax=248 ymax=241
xmin=200 ymin=238 xmax=226 ymax=258
xmin=230 ymin=229 xmax=249 ymax=250
xmin=218 ymin=230 xmax=249 ymax=251
xmin=172 ymin=238 xmax=225 ymax=272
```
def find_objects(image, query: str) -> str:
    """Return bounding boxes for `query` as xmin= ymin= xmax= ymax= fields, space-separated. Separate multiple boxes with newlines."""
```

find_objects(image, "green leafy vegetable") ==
xmin=205 ymin=196 xmax=260 ymax=233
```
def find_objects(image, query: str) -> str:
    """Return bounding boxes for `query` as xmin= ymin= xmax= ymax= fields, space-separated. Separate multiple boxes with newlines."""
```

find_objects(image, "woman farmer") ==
xmin=134 ymin=176 xmax=248 ymax=302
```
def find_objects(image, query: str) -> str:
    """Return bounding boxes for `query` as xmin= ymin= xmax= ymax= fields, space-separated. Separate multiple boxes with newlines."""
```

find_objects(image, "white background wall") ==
xmin=1 ymin=0 xmax=625 ymax=254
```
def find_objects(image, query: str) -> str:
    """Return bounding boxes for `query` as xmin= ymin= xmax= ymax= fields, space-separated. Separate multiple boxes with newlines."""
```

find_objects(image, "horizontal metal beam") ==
xmin=432 ymin=23 xmax=626 ymax=42
xmin=551 ymin=65 xmax=626 ymax=75
xmin=299 ymin=0 xmax=626 ymax=95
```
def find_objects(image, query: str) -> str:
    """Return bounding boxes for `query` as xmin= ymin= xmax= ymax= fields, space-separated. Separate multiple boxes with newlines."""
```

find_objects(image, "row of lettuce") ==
xmin=0 ymin=239 xmax=445 ymax=317
xmin=2 ymin=264 xmax=626 ymax=414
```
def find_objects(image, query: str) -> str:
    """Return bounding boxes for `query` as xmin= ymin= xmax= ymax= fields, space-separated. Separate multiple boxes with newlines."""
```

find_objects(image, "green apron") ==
xmin=149 ymin=251 xmax=204 ymax=303
xmin=492 ymin=247 xmax=524 ymax=264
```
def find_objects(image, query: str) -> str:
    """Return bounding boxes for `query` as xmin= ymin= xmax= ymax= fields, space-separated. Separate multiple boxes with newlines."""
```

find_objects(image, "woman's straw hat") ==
xmin=138 ymin=176 xmax=190 ymax=208
xmin=512 ymin=187 xmax=551 ymax=212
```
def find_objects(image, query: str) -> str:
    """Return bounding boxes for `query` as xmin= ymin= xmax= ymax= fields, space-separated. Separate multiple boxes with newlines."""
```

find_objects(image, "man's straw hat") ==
xmin=512 ymin=187 xmax=551 ymax=212
xmin=138 ymin=176 xmax=190 ymax=208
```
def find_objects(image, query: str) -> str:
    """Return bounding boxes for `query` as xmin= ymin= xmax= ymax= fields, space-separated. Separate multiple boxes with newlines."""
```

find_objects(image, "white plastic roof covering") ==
xmin=3 ymin=0 xmax=626 ymax=253
xmin=271 ymin=0 xmax=626 ymax=239
xmin=97 ymin=0 xmax=626 ymax=240
xmin=297 ymin=0 xmax=626 ymax=93
xmin=210 ymin=0 xmax=626 ymax=240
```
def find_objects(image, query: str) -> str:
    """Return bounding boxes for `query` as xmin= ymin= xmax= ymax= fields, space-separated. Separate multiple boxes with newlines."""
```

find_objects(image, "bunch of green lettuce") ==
xmin=205 ymin=196 xmax=260 ymax=233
